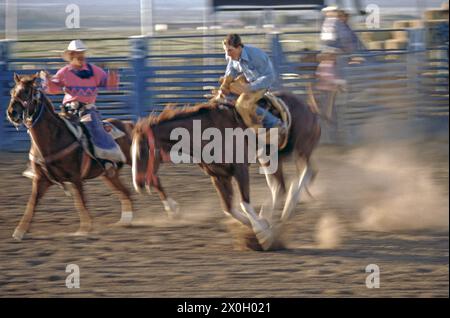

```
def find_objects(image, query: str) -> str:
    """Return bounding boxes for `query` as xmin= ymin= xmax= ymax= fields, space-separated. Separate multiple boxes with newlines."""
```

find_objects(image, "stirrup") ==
xmin=102 ymin=160 xmax=117 ymax=178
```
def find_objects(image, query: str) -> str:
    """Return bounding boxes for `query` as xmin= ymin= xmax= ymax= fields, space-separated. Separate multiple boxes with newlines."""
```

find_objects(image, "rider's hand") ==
xmin=39 ymin=70 xmax=50 ymax=80
xmin=229 ymin=82 xmax=249 ymax=95
xmin=219 ymin=85 xmax=230 ymax=96
xmin=107 ymin=70 xmax=119 ymax=90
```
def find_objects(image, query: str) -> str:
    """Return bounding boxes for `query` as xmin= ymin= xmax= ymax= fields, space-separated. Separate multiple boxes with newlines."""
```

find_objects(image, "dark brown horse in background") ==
xmin=132 ymin=91 xmax=321 ymax=250
xmin=6 ymin=73 xmax=135 ymax=240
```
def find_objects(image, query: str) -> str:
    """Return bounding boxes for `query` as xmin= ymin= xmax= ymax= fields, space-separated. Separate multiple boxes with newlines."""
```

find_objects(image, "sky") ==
xmin=0 ymin=0 xmax=447 ymax=31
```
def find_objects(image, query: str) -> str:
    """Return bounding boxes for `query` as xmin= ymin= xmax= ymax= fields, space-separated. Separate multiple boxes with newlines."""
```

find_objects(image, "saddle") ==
xmin=208 ymin=80 xmax=291 ymax=149
xmin=59 ymin=114 xmax=125 ymax=175
xmin=257 ymin=92 xmax=291 ymax=150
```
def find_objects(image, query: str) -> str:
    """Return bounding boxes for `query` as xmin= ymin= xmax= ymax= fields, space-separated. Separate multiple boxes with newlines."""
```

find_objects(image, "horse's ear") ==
xmin=13 ymin=73 xmax=21 ymax=84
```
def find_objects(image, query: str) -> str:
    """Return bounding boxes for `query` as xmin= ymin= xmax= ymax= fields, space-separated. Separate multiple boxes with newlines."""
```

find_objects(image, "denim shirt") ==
xmin=321 ymin=18 xmax=360 ymax=53
xmin=224 ymin=45 xmax=276 ymax=91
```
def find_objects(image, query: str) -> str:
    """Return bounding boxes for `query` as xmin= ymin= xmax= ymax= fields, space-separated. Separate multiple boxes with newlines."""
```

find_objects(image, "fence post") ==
xmin=129 ymin=35 xmax=149 ymax=119
xmin=269 ymin=32 xmax=284 ymax=90
xmin=0 ymin=40 xmax=12 ymax=150
xmin=407 ymin=28 xmax=426 ymax=125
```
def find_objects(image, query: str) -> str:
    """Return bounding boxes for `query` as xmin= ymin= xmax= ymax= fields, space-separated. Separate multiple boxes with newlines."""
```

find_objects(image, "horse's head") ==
xmin=6 ymin=72 xmax=41 ymax=127
xmin=131 ymin=120 xmax=153 ymax=193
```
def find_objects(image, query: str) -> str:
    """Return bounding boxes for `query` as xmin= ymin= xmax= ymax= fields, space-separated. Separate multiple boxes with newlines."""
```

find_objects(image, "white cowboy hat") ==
xmin=63 ymin=40 xmax=88 ymax=61
xmin=321 ymin=5 xmax=339 ymax=12
xmin=66 ymin=39 xmax=88 ymax=52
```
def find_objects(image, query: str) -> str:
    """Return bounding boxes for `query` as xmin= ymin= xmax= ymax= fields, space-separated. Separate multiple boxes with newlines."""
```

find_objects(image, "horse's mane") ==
xmin=135 ymin=102 xmax=219 ymax=132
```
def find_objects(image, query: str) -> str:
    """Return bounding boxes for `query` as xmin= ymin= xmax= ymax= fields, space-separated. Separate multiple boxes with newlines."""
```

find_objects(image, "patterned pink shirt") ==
xmin=43 ymin=63 xmax=110 ymax=104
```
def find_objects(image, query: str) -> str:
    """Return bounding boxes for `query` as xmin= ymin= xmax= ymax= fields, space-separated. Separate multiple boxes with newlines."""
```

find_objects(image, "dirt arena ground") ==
xmin=0 ymin=141 xmax=448 ymax=297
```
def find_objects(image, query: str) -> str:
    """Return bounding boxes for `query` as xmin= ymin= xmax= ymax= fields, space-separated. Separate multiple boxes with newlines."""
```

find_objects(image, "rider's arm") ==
xmin=247 ymin=51 xmax=276 ymax=91
xmin=41 ymin=68 xmax=65 ymax=94
xmin=93 ymin=64 xmax=119 ymax=91
xmin=224 ymin=55 xmax=239 ymax=79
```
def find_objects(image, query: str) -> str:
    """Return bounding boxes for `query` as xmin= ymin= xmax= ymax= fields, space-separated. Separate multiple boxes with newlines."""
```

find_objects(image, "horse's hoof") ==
xmin=255 ymin=226 xmax=275 ymax=251
xmin=72 ymin=229 xmax=90 ymax=236
xmin=252 ymin=218 xmax=274 ymax=251
xmin=163 ymin=198 xmax=180 ymax=220
xmin=115 ymin=212 xmax=133 ymax=226
xmin=12 ymin=228 xmax=25 ymax=241
xmin=112 ymin=220 xmax=132 ymax=227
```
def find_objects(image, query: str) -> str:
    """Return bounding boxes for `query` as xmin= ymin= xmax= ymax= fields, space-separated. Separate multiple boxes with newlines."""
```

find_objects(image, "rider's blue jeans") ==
xmin=256 ymin=106 xmax=282 ymax=128
xmin=80 ymin=107 xmax=117 ymax=150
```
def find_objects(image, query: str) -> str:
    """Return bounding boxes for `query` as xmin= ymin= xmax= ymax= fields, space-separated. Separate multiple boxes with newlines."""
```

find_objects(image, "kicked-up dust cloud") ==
xmin=312 ymin=141 xmax=448 ymax=237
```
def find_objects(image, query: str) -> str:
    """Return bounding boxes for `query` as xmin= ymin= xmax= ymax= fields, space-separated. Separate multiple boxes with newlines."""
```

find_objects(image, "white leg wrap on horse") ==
xmin=281 ymin=165 xmax=308 ymax=223
xmin=225 ymin=209 xmax=251 ymax=227
xmin=12 ymin=228 xmax=25 ymax=241
xmin=163 ymin=197 xmax=180 ymax=219
xmin=240 ymin=202 xmax=274 ymax=250
xmin=119 ymin=211 xmax=133 ymax=224
xmin=261 ymin=166 xmax=281 ymax=210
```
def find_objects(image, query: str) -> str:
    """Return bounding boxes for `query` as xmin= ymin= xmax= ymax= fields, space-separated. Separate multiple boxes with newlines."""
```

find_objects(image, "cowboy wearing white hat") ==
xmin=37 ymin=39 xmax=123 ymax=176
xmin=62 ymin=39 xmax=88 ymax=62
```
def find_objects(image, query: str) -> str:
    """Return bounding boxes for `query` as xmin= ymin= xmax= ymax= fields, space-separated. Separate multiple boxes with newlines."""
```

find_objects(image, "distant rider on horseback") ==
xmin=219 ymin=34 xmax=287 ymax=137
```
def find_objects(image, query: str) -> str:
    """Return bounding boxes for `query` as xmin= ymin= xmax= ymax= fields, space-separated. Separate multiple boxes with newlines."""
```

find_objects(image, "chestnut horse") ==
xmin=6 ymin=73 xmax=135 ymax=240
xmin=132 ymin=91 xmax=321 ymax=250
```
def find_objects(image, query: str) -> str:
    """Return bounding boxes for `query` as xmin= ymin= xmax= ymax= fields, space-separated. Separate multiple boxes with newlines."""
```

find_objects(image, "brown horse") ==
xmin=6 ymin=73 xmax=135 ymax=240
xmin=131 ymin=91 xmax=321 ymax=250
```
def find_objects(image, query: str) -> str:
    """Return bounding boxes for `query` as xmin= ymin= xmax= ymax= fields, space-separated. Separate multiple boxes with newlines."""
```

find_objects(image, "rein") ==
xmin=16 ymin=88 xmax=83 ymax=180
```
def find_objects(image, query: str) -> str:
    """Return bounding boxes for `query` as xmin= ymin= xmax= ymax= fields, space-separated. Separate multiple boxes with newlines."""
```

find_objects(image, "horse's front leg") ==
xmin=71 ymin=181 xmax=93 ymax=235
xmin=13 ymin=171 xmax=51 ymax=240
xmin=102 ymin=174 xmax=134 ymax=226
xmin=234 ymin=165 xmax=275 ymax=251
xmin=210 ymin=175 xmax=251 ymax=227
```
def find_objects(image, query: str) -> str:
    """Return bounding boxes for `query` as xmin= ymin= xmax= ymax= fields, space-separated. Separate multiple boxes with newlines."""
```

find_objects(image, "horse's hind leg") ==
xmin=72 ymin=181 xmax=93 ymax=235
xmin=281 ymin=156 xmax=309 ymax=223
xmin=152 ymin=177 xmax=179 ymax=219
xmin=211 ymin=175 xmax=250 ymax=227
xmin=102 ymin=174 xmax=134 ymax=226
xmin=13 ymin=175 xmax=51 ymax=240
xmin=259 ymin=157 xmax=286 ymax=220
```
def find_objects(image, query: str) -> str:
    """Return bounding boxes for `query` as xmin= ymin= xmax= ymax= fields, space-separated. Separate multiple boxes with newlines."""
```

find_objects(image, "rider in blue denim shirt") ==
xmin=220 ymin=34 xmax=283 ymax=130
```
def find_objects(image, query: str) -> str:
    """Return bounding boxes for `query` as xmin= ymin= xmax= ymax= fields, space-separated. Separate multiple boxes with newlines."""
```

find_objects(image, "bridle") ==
xmin=12 ymin=84 xmax=44 ymax=129
xmin=11 ymin=83 xmax=83 ymax=184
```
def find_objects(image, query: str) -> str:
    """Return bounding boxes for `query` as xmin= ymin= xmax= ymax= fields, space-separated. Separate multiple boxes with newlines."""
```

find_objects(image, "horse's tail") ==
xmin=104 ymin=118 xmax=135 ymax=165
xmin=122 ymin=120 xmax=135 ymax=140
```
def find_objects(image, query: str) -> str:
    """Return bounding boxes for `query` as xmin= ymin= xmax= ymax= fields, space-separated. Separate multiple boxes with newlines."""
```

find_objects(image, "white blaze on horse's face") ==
xmin=7 ymin=83 xmax=29 ymax=125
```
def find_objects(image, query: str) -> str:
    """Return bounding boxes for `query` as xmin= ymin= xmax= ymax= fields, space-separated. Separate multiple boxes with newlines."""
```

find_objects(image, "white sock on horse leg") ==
xmin=240 ymin=202 xmax=270 ymax=232
xmin=119 ymin=211 xmax=133 ymax=224
xmin=163 ymin=197 xmax=179 ymax=219
xmin=224 ymin=209 xmax=251 ymax=227
xmin=240 ymin=202 xmax=274 ymax=250
xmin=281 ymin=165 xmax=308 ymax=223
